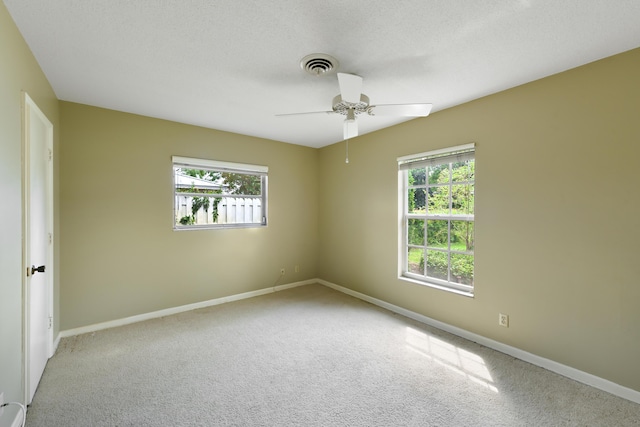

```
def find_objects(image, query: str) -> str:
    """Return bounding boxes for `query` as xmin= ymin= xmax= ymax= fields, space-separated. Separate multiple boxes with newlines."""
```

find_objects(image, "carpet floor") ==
xmin=26 ymin=284 xmax=640 ymax=426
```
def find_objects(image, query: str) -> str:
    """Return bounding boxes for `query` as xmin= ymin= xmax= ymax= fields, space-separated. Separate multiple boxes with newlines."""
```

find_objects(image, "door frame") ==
xmin=21 ymin=92 xmax=55 ymax=404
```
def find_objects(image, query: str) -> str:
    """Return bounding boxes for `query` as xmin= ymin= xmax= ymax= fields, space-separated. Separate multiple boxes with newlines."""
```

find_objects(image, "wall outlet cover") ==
xmin=499 ymin=313 xmax=509 ymax=327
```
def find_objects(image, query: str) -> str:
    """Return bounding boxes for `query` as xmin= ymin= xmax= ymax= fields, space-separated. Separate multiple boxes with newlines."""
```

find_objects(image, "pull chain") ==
xmin=345 ymin=139 xmax=349 ymax=164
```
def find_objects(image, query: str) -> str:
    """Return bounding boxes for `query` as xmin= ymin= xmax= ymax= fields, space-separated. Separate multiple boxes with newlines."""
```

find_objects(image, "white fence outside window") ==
xmin=175 ymin=195 xmax=263 ymax=225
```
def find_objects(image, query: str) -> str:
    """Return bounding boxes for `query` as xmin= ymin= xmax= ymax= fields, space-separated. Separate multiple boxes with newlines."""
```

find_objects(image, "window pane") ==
xmin=409 ymin=167 xmax=426 ymax=185
xmin=451 ymin=221 xmax=474 ymax=252
xmin=451 ymin=253 xmax=474 ymax=285
xmin=451 ymin=183 xmax=474 ymax=215
xmin=407 ymin=247 xmax=424 ymax=275
xmin=428 ymin=186 xmax=449 ymax=214
xmin=451 ymin=159 xmax=475 ymax=183
xmin=427 ymin=219 xmax=448 ymax=249
xmin=408 ymin=219 xmax=425 ymax=245
xmin=408 ymin=188 xmax=426 ymax=214
xmin=426 ymin=249 xmax=448 ymax=281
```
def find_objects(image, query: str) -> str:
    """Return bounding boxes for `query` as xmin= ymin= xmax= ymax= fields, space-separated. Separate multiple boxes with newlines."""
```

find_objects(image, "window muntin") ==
xmin=173 ymin=156 xmax=267 ymax=229
xmin=399 ymin=144 xmax=475 ymax=295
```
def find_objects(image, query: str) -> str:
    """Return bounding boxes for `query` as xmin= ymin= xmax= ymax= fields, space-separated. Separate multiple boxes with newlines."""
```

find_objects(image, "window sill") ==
xmin=398 ymin=275 xmax=474 ymax=298
xmin=174 ymin=223 xmax=267 ymax=231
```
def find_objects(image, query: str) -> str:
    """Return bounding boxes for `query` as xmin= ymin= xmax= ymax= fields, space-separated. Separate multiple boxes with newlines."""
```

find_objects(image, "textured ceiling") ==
xmin=5 ymin=1 xmax=640 ymax=148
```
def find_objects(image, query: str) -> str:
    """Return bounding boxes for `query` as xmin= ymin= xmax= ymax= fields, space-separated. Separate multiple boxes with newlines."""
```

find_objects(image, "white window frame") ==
xmin=173 ymin=156 xmax=268 ymax=230
xmin=398 ymin=143 xmax=475 ymax=296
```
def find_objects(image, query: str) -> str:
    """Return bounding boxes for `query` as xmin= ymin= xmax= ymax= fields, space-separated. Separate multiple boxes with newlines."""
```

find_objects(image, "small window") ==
xmin=398 ymin=144 xmax=475 ymax=295
xmin=173 ymin=156 xmax=267 ymax=229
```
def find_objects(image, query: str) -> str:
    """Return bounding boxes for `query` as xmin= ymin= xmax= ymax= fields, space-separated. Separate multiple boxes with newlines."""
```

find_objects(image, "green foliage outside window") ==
xmin=408 ymin=159 xmax=475 ymax=285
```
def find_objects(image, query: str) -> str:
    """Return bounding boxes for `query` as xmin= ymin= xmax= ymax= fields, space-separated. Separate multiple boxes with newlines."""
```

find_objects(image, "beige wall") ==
xmin=318 ymin=48 xmax=640 ymax=392
xmin=59 ymin=103 xmax=319 ymax=330
xmin=3 ymin=0 xmax=639 ymax=404
xmin=0 ymin=3 xmax=60 ymax=424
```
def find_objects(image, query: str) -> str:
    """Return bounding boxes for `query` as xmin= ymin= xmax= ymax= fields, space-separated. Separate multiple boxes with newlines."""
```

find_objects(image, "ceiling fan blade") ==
xmin=337 ymin=73 xmax=363 ymax=104
xmin=275 ymin=110 xmax=334 ymax=117
xmin=368 ymin=103 xmax=433 ymax=117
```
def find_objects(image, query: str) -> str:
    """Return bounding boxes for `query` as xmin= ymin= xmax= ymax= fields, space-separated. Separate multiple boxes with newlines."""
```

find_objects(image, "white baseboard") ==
xmin=58 ymin=279 xmax=315 ymax=339
xmin=51 ymin=331 xmax=61 ymax=356
xmin=317 ymin=279 xmax=640 ymax=405
xmin=56 ymin=277 xmax=640 ymax=405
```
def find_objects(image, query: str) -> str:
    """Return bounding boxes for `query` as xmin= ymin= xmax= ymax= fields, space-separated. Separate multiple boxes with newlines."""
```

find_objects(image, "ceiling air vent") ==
xmin=300 ymin=54 xmax=339 ymax=76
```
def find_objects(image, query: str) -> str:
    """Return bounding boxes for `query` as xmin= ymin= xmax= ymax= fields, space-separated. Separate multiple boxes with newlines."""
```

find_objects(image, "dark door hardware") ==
xmin=30 ymin=265 xmax=46 ymax=275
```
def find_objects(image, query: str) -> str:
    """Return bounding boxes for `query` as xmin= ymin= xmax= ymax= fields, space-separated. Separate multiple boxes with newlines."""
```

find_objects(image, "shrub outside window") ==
xmin=398 ymin=144 xmax=475 ymax=295
xmin=173 ymin=156 xmax=267 ymax=229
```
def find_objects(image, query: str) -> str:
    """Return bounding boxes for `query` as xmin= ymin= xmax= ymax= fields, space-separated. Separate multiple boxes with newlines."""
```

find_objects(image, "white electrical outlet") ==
xmin=0 ymin=391 xmax=4 ymax=416
xmin=499 ymin=313 xmax=509 ymax=327
xmin=294 ymin=265 xmax=299 ymax=273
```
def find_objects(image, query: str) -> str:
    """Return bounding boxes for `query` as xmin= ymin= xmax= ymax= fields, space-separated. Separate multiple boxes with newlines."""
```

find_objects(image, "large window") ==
xmin=173 ymin=156 xmax=267 ymax=229
xmin=398 ymin=144 xmax=475 ymax=295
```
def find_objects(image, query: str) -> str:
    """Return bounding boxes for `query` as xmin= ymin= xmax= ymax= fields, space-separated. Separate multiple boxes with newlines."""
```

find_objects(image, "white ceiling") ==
xmin=5 ymin=1 xmax=640 ymax=148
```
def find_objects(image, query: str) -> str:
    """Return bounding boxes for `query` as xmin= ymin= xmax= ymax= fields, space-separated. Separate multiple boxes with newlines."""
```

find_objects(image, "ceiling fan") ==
xmin=278 ymin=72 xmax=433 ymax=140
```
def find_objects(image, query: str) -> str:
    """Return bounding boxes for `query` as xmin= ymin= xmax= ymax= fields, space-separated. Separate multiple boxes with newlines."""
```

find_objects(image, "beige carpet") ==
xmin=26 ymin=284 xmax=640 ymax=426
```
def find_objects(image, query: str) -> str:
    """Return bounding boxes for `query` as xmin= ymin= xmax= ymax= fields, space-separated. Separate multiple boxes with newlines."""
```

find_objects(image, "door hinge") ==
xmin=48 ymin=316 xmax=53 ymax=329
xmin=48 ymin=149 xmax=53 ymax=161
xmin=49 ymin=233 xmax=53 ymax=244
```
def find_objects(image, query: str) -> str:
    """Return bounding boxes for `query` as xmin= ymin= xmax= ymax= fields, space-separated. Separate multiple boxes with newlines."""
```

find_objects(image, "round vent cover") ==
xmin=300 ymin=53 xmax=339 ymax=76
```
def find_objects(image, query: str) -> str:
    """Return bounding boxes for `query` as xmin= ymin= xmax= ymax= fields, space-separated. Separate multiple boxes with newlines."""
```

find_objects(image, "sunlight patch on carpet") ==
xmin=405 ymin=326 xmax=498 ymax=393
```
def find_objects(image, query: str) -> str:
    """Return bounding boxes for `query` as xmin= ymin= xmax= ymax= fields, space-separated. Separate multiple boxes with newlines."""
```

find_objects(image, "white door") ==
xmin=23 ymin=93 xmax=54 ymax=404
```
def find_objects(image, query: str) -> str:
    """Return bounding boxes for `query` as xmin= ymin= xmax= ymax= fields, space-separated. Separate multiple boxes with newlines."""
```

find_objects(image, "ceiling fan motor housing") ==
xmin=332 ymin=94 xmax=371 ymax=116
